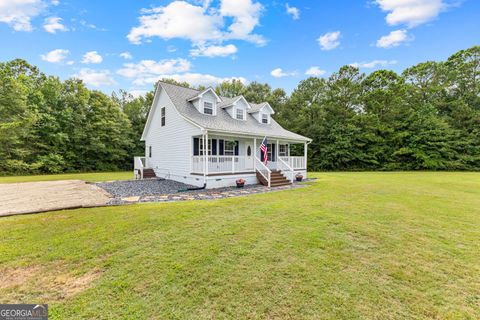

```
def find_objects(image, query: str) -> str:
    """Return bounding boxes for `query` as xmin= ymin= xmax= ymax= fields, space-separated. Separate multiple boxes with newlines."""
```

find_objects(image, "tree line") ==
xmin=0 ymin=46 xmax=478 ymax=175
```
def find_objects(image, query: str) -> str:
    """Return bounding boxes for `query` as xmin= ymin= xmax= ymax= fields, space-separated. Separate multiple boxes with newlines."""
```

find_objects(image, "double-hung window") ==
xmin=224 ymin=141 xmax=236 ymax=156
xmin=199 ymin=138 xmax=212 ymax=156
xmin=279 ymin=144 xmax=288 ymax=157
xmin=204 ymin=102 xmax=213 ymax=115
xmin=236 ymin=108 xmax=244 ymax=120
xmin=161 ymin=107 xmax=166 ymax=126
xmin=261 ymin=113 xmax=269 ymax=124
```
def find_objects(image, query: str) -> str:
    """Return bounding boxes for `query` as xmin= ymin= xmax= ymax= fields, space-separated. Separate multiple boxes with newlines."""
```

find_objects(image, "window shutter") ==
xmin=219 ymin=139 xmax=224 ymax=155
xmin=193 ymin=138 xmax=199 ymax=156
xmin=235 ymin=141 xmax=239 ymax=156
xmin=271 ymin=143 xmax=276 ymax=161
xmin=212 ymin=139 xmax=217 ymax=155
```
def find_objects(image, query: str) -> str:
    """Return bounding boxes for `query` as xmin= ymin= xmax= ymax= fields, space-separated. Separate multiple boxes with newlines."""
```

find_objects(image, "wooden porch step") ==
xmin=142 ymin=168 xmax=157 ymax=179
xmin=256 ymin=170 xmax=291 ymax=187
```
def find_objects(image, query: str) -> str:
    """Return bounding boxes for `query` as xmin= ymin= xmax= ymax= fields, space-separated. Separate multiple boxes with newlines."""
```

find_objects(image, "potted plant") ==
xmin=295 ymin=173 xmax=303 ymax=182
xmin=236 ymin=178 xmax=246 ymax=188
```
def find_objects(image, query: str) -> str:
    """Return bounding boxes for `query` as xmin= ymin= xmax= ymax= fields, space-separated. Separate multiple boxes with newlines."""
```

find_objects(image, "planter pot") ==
xmin=296 ymin=176 xmax=303 ymax=182
xmin=236 ymin=183 xmax=245 ymax=188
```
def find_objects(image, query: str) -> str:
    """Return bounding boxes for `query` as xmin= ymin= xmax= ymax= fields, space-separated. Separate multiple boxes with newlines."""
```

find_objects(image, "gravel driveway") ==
xmin=96 ymin=179 xmax=197 ymax=198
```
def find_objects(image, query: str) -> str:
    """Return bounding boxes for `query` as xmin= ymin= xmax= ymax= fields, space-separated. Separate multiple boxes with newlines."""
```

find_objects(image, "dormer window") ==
xmin=236 ymin=108 xmax=244 ymax=120
xmin=262 ymin=113 xmax=269 ymax=124
xmin=203 ymin=102 xmax=213 ymax=115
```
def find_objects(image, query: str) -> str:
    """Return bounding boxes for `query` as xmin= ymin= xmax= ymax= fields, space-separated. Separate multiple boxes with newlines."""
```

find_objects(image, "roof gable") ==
xmin=187 ymin=87 xmax=221 ymax=103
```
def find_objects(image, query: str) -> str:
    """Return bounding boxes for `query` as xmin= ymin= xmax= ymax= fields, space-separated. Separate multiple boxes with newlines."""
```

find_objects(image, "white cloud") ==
xmin=167 ymin=45 xmax=177 ymax=53
xmin=0 ymin=0 xmax=46 ymax=31
xmin=375 ymin=0 xmax=446 ymax=28
xmin=155 ymin=73 xmax=248 ymax=88
xmin=350 ymin=60 xmax=398 ymax=69
xmin=73 ymin=68 xmax=116 ymax=87
xmin=51 ymin=0 xmax=60 ymax=5
xmin=40 ymin=49 xmax=69 ymax=63
xmin=66 ymin=60 xmax=74 ymax=65
xmin=376 ymin=29 xmax=411 ymax=48
xmin=317 ymin=31 xmax=341 ymax=50
xmin=82 ymin=51 xmax=103 ymax=64
xmin=270 ymin=68 xmax=296 ymax=78
xmin=305 ymin=66 xmax=326 ymax=76
xmin=220 ymin=0 xmax=264 ymax=44
xmin=43 ymin=16 xmax=68 ymax=33
xmin=190 ymin=44 xmax=237 ymax=57
xmin=127 ymin=0 xmax=264 ymax=46
xmin=127 ymin=1 xmax=223 ymax=44
xmin=117 ymin=57 xmax=245 ymax=87
xmin=120 ymin=52 xmax=133 ymax=60
xmin=117 ymin=58 xmax=192 ymax=85
xmin=285 ymin=3 xmax=300 ymax=20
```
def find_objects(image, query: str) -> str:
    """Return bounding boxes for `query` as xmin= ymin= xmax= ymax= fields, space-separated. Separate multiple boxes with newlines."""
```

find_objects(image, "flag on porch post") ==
xmin=260 ymin=137 xmax=268 ymax=165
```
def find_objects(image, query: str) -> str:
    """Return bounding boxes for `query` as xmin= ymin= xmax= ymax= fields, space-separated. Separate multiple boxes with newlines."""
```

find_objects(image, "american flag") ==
xmin=260 ymin=137 xmax=268 ymax=165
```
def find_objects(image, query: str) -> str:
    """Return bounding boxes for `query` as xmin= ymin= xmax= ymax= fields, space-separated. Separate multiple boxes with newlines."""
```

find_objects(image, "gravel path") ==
xmin=96 ymin=179 xmax=197 ymax=197
xmin=96 ymin=178 xmax=314 ymax=205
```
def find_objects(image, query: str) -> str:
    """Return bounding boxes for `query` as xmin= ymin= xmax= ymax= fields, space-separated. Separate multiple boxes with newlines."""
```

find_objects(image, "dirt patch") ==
xmin=0 ymin=264 xmax=102 ymax=303
xmin=0 ymin=180 xmax=112 ymax=216
xmin=0 ymin=265 xmax=42 ymax=290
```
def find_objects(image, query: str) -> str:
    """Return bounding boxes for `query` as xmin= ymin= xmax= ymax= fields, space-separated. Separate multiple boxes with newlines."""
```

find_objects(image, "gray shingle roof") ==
xmin=159 ymin=82 xmax=311 ymax=142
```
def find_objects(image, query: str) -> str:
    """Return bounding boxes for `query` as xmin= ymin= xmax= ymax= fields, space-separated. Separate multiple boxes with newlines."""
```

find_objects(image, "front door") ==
xmin=245 ymin=141 xmax=254 ymax=170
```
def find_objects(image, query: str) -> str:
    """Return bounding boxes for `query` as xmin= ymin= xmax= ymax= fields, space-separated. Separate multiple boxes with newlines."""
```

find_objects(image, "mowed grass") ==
xmin=0 ymin=171 xmax=132 ymax=183
xmin=0 ymin=172 xmax=479 ymax=319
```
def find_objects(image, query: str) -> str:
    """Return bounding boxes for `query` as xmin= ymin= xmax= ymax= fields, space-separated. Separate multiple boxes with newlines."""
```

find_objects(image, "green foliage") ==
xmin=0 ymin=60 xmax=148 ymax=174
xmin=0 ymin=46 xmax=479 ymax=174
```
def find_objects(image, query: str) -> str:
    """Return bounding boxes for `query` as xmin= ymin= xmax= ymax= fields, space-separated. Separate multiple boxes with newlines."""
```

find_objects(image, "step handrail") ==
xmin=278 ymin=157 xmax=294 ymax=182
xmin=254 ymin=156 xmax=271 ymax=187
xmin=133 ymin=156 xmax=145 ymax=179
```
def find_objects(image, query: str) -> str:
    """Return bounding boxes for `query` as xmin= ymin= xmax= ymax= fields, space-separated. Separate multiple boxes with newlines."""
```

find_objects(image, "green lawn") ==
xmin=0 ymin=172 xmax=479 ymax=319
xmin=0 ymin=171 xmax=132 ymax=183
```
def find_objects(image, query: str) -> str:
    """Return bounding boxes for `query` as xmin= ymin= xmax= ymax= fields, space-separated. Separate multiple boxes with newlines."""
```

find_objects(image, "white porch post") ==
xmin=276 ymin=139 xmax=279 ymax=163
xmin=205 ymin=132 xmax=209 ymax=176
xmin=304 ymin=142 xmax=308 ymax=170
xmin=253 ymin=138 xmax=257 ymax=171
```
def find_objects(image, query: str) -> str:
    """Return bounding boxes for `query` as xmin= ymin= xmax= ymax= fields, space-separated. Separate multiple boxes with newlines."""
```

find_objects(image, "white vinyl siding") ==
xmin=144 ymin=86 xmax=202 ymax=175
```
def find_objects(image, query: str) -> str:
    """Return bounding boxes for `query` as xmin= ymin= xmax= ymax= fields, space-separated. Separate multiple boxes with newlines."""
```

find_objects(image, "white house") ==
xmin=134 ymin=81 xmax=312 ymax=189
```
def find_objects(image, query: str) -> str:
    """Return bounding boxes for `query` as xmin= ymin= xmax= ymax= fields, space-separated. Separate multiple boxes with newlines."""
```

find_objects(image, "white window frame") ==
xmin=267 ymin=143 xmax=273 ymax=160
xmin=235 ymin=108 xmax=245 ymax=120
xmin=224 ymin=140 xmax=236 ymax=156
xmin=203 ymin=101 xmax=214 ymax=115
xmin=279 ymin=144 xmax=289 ymax=157
xmin=261 ymin=113 xmax=269 ymax=124
xmin=199 ymin=138 xmax=213 ymax=156
xmin=161 ymin=107 xmax=166 ymax=126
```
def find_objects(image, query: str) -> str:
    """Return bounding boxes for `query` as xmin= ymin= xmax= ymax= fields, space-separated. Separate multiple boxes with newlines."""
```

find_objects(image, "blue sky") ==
xmin=1 ymin=0 xmax=479 ymax=96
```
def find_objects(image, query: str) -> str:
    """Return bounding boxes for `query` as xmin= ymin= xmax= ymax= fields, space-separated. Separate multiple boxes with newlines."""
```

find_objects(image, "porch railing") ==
xmin=278 ymin=157 xmax=294 ymax=182
xmin=279 ymin=156 xmax=306 ymax=170
xmin=255 ymin=156 xmax=271 ymax=187
xmin=192 ymin=156 xmax=252 ymax=174
xmin=133 ymin=156 xmax=146 ymax=179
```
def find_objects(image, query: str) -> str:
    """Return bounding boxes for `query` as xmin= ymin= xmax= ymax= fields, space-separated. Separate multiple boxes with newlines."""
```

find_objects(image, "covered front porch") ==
xmin=191 ymin=133 xmax=308 ymax=185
